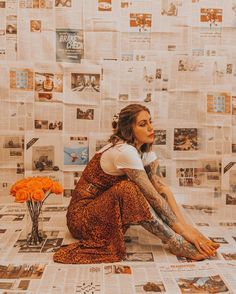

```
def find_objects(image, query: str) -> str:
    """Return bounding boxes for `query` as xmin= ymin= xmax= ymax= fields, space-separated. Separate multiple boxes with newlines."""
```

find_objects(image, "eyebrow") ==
xmin=138 ymin=118 xmax=152 ymax=123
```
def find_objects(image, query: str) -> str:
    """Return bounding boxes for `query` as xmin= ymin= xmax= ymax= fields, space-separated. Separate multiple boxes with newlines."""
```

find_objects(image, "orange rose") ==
xmin=10 ymin=178 xmax=31 ymax=196
xmin=31 ymin=189 xmax=45 ymax=201
xmin=15 ymin=189 xmax=30 ymax=203
xmin=27 ymin=180 xmax=43 ymax=191
xmin=41 ymin=178 xmax=53 ymax=192
xmin=51 ymin=182 xmax=63 ymax=194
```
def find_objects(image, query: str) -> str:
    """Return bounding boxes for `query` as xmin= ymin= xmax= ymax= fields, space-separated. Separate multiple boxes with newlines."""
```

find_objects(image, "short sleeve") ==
xmin=142 ymin=151 xmax=157 ymax=166
xmin=114 ymin=144 xmax=144 ymax=170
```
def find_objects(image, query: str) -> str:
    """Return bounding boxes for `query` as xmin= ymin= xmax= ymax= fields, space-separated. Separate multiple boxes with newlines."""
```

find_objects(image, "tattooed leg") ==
xmin=141 ymin=207 xmax=208 ymax=260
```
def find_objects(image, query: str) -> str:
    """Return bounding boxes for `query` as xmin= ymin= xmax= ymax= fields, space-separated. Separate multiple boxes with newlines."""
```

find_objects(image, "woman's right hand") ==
xmin=173 ymin=222 xmax=219 ymax=257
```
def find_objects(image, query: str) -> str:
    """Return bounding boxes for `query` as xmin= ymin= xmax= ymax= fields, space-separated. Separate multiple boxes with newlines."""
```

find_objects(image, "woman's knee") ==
xmin=113 ymin=179 xmax=140 ymax=195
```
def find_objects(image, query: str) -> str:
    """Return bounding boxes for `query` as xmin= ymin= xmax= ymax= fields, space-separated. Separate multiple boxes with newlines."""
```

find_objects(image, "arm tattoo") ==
xmin=122 ymin=168 xmax=177 ymax=227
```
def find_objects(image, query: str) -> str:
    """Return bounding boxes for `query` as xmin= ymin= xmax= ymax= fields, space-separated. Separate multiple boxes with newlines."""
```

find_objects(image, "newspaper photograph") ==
xmin=56 ymin=29 xmax=84 ymax=63
xmin=24 ymin=132 xmax=62 ymax=173
xmin=9 ymin=67 xmax=34 ymax=103
xmin=64 ymin=64 xmax=101 ymax=105
xmin=173 ymin=159 xmax=221 ymax=188
xmin=63 ymin=135 xmax=89 ymax=171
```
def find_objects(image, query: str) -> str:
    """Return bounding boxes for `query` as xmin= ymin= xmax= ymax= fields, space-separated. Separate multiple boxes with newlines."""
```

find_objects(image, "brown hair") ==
xmin=109 ymin=104 xmax=152 ymax=153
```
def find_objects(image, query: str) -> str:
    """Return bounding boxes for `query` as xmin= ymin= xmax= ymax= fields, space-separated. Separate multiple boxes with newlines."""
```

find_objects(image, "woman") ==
xmin=53 ymin=104 xmax=219 ymax=264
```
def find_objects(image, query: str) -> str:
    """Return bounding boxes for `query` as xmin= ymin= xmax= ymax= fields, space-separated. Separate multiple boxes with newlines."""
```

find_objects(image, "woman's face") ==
xmin=132 ymin=110 xmax=154 ymax=149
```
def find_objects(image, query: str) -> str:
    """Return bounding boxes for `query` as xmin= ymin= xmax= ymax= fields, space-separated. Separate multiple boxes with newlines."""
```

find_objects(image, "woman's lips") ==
xmin=148 ymin=133 xmax=154 ymax=138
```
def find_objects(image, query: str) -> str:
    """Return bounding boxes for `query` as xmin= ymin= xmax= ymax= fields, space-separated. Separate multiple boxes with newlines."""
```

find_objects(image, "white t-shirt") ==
xmin=99 ymin=142 xmax=157 ymax=176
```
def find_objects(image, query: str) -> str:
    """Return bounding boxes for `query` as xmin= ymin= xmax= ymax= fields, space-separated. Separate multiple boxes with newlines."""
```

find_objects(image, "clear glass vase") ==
xmin=26 ymin=200 xmax=45 ymax=245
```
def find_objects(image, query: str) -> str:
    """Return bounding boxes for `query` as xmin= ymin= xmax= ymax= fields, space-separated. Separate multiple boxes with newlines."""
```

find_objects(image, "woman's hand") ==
xmin=180 ymin=224 xmax=220 ymax=257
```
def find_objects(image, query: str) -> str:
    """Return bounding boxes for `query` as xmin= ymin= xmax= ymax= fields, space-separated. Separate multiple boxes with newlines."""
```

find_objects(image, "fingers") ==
xmin=199 ymin=242 xmax=216 ymax=257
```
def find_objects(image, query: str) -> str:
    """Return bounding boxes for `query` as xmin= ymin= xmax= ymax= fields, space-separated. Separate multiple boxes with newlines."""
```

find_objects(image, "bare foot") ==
xmin=167 ymin=235 xmax=213 ymax=261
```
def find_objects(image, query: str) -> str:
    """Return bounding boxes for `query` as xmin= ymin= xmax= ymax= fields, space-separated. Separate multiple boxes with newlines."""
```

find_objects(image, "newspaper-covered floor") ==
xmin=0 ymin=191 xmax=236 ymax=294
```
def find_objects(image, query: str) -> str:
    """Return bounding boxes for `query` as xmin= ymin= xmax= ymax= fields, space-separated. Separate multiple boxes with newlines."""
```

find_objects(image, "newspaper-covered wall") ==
xmin=0 ymin=0 xmax=236 ymax=200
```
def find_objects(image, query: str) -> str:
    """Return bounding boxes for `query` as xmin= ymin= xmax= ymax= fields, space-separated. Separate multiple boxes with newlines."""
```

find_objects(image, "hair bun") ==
xmin=112 ymin=120 xmax=118 ymax=130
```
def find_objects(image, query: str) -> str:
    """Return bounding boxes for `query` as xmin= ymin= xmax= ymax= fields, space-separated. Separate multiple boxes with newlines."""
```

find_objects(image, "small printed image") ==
xmin=135 ymin=281 xmax=166 ymax=293
xmin=0 ymin=1 xmax=6 ymax=8
xmin=129 ymin=13 xmax=152 ymax=32
xmin=32 ymin=146 xmax=59 ymax=172
xmin=119 ymin=94 xmax=129 ymax=101
xmin=15 ymin=239 xmax=43 ymax=253
xmin=173 ymin=128 xmax=198 ymax=151
xmin=35 ymin=120 xmax=48 ymax=130
xmin=37 ymin=92 xmax=53 ymax=101
xmin=176 ymin=168 xmax=193 ymax=178
xmin=41 ymin=238 xmax=63 ymax=253
xmin=176 ymin=275 xmax=228 ymax=293
xmin=35 ymin=72 xmax=63 ymax=92
xmin=10 ymin=69 xmax=34 ymax=90
xmin=200 ymin=8 xmax=223 ymax=28
xmin=104 ymin=265 xmax=132 ymax=275
xmin=98 ymin=0 xmax=112 ymax=11
xmin=0 ymin=214 xmax=24 ymax=221
xmin=222 ymin=252 xmax=236 ymax=260
xmin=71 ymin=73 xmax=100 ymax=92
xmin=63 ymin=189 xmax=73 ymax=197
xmin=55 ymin=0 xmax=71 ymax=7
xmin=32 ymin=0 xmax=53 ymax=8
xmin=161 ymin=0 xmax=179 ymax=16
xmin=30 ymin=20 xmax=41 ymax=32
xmin=6 ymin=23 xmax=17 ymax=34
xmin=155 ymin=68 xmax=162 ymax=79
xmin=77 ymin=108 xmax=94 ymax=120
xmin=125 ymin=252 xmax=154 ymax=262
xmin=209 ymin=237 xmax=228 ymax=244
xmin=95 ymin=139 xmax=108 ymax=151
xmin=0 ymin=263 xmax=46 ymax=279
xmin=64 ymin=147 xmax=89 ymax=165
xmin=153 ymin=130 xmax=166 ymax=145
xmin=226 ymin=193 xmax=236 ymax=205
xmin=179 ymin=177 xmax=193 ymax=187
xmin=3 ymin=137 xmax=21 ymax=148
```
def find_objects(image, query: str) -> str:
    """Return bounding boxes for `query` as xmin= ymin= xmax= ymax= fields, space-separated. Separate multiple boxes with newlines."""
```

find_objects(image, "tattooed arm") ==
xmin=122 ymin=167 xmax=187 ymax=235
xmin=143 ymin=160 xmax=219 ymax=255
xmin=144 ymin=159 xmax=187 ymax=225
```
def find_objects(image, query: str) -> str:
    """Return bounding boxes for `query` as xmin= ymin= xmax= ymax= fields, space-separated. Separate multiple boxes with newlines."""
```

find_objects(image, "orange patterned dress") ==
xmin=53 ymin=149 xmax=152 ymax=264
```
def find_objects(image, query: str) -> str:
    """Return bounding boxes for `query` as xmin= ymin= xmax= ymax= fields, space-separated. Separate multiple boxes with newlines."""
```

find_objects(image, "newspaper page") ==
xmin=64 ymin=63 xmax=101 ymax=105
xmin=17 ymin=7 xmax=55 ymax=61
xmin=34 ymin=102 xmax=63 ymax=132
xmin=24 ymin=132 xmax=62 ymax=174
xmin=132 ymin=51 xmax=171 ymax=92
xmin=167 ymin=91 xmax=206 ymax=123
xmin=159 ymin=262 xmax=231 ymax=293
xmin=64 ymin=103 xmax=100 ymax=133
xmin=204 ymin=126 xmax=232 ymax=155
xmin=0 ymin=101 xmax=34 ymax=131
xmin=62 ymin=134 xmax=89 ymax=171
xmin=119 ymin=61 xmax=156 ymax=103
xmin=0 ymin=133 xmax=24 ymax=168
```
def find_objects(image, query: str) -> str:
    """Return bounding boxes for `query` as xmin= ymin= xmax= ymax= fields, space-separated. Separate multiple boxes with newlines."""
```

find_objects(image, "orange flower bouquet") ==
xmin=10 ymin=177 xmax=63 ymax=245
